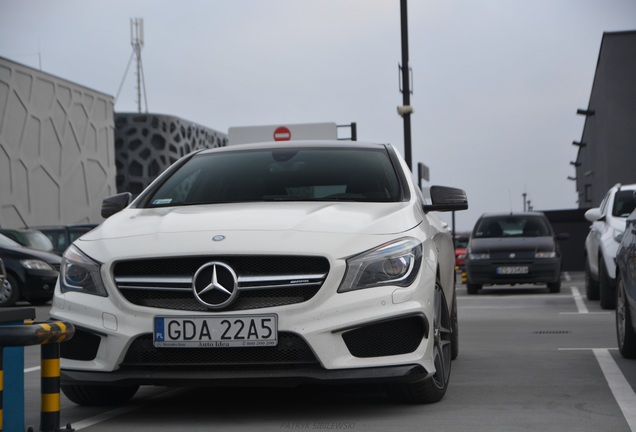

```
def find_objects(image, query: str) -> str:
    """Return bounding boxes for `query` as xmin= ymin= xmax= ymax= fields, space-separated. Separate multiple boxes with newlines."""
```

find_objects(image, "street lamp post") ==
xmin=399 ymin=0 xmax=413 ymax=170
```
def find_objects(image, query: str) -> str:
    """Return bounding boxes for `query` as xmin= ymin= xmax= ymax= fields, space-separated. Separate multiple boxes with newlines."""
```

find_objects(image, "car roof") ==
xmin=477 ymin=212 xmax=547 ymax=219
xmin=196 ymin=140 xmax=390 ymax=155
xmin=0 ymin=228 xmax=42 ymax=233
xmin=31 ymin=224 xmax=97 ymax=230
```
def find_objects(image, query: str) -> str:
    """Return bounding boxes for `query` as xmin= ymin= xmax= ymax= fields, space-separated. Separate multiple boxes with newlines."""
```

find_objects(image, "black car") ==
xmin=615 ymin=207 xmax=636 ymax=358
xmin=0 ymin=233 xmax=61 ymax=306
xmin=465 ymin=212 xmax=568 ymax=294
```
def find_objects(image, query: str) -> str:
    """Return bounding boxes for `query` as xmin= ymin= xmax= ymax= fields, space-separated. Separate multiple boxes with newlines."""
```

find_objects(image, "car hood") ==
xmin=469 ymin=236 xmax=555 ymax=253
xmin=77 ymin=201 xmax=425 ymax=261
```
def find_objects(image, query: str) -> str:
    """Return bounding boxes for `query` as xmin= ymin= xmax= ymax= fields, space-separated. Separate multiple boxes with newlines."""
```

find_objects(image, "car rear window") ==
xmin=145 ymin=147 xmax=402 ymax=207
xmin=473 ymin=215 xmax=552 ymax=238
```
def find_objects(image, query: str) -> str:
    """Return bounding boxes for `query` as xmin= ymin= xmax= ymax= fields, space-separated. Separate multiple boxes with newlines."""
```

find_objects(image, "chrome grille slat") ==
xmin=112 ymin=256 xmax=329 ymax=311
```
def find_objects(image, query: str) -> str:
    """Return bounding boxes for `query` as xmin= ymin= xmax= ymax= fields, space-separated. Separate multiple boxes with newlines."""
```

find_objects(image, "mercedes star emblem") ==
xmin=192 ymin=262 xmax=238 ymax=309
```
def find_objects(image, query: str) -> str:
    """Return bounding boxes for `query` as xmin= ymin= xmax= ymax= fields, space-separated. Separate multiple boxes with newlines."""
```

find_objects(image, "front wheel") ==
xmin=387 ymin=281 xmax=451 ymax=404
xmin=616 ymin=274 xmax=636 ymax=359
xmin=451 ymin=288 xmax=459 ymax=360
xmin=62 ymin=384 xmax=139 ymax=406
xmin=585 ymin=258 xmax=599 ymax=300
xmin=547 ymin=280 xmax=561 ymax=293
xmin=599 ymin=259 xmax=616 ymax=309
xmin=466 ymin=283 xmax=481 ymax=295
xmin=0 ymin=274 xmax=20 ymax=307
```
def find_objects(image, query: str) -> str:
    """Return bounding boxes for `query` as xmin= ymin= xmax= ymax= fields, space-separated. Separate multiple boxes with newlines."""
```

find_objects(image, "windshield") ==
xmin=613 ymin=190 xmax=636 ymax=217
xmin=145 ymin=147 xmax=402 ymax=207
xmin=473 ymin=215 xmax=552 ymax=238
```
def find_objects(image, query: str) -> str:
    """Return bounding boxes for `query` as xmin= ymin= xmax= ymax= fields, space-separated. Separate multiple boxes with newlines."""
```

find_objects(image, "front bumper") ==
xmin=52 ymin=263 xmax=439 ymax=386
xmin=466 ymin=258 xmax=561 ymax=285
xmin=22 ymin=270 xmax=58 ymax=301
xmin=60 ymin=363 xmax=430 ymax=387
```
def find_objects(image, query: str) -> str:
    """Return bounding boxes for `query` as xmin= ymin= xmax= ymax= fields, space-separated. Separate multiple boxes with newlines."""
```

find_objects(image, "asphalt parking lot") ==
xmin=17 ymin=271 xmax=636 ymax=432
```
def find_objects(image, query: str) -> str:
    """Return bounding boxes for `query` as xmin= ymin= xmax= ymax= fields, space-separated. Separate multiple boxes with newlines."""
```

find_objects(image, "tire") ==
xmin=451 ymin=288 xmax=459 ymax=360
xmin=0 ymin=274 xmax=20 ymax=307
xmin=585 ymin=258 xmax=599 ymax=301
xmin=599 ymin=259 xmax=616 ymax=310
xmin=61 ymin=384 xmax=139 ymax=406
xmin=466 ymin=283 xmax=481 ymax=295
xmin=547 ymin=280 xmax=561 ymax=293
xmin=387 ymin=281 xmax=451 ymax=404
xmin=616 ymin=274 xmax=636 ymax=359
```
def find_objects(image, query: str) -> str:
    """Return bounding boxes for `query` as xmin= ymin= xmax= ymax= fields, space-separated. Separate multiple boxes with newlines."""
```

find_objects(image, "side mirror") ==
xmin=423 ymin=186 xmax=468 ymax=213
xmin=584 ymin=208 xmax=603 ymax=222
xmin=101 ymin=192 xmax=133 ymax=218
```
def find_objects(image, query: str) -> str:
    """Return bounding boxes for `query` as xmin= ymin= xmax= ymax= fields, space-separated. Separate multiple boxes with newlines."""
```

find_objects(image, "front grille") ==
xmin=490 ymin=251 xmax=535 ymax=260
xmin=122 ymin=332 xmax=319 ymax=368
xmin=60 ymin=328 xmax=101 ymax=361
xmin=342 ymin=315 xmax=427 ymax=358
xmin=113 ymin=255 xmax=329 ymax=311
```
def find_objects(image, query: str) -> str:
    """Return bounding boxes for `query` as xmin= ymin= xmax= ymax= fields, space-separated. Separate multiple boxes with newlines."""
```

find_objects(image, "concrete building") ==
xmin=0 ymin=58 xmax=228 ymax=229
xmin=572 ymin=30 xmax=636 ymax=207
xmin=0 ymin=57 xmax=117 ymax=228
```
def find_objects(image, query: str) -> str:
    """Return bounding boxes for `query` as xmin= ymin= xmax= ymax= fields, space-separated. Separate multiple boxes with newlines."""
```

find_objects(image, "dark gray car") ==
xmin=615 ymin=206 xmax=636 ymax=358
xmin=465 ymin=212 xmax=568 ymax=294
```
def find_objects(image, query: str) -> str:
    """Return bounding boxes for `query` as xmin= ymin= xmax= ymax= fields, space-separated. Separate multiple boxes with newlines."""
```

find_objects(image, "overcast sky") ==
xmin=1 ymin=0 xmax=635 ymax=231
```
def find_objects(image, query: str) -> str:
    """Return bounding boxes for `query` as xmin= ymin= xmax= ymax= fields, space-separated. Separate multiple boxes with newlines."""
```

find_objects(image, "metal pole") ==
xmin=400 ymin=0 xmax=413 ymax=170
xmin=40 ymin=343 xmax=65 ymax=432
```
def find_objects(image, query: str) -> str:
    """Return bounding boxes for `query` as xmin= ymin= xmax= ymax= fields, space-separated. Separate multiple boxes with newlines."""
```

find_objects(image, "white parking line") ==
xmin=72 ymin=405 xmax=144 ymax=430
xmin=71 ymin=388 xmax=185 ymax=430
xmin=570 ymin=286 xmax=589 ymax=314
xmin=594 ymin=349 xmax=636 ymax=431
xmin=25 ymin=366 xmax=40 ymax=373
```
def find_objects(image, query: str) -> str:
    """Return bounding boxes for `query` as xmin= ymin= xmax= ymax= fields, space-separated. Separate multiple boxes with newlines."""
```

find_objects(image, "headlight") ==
xmin=20 ymin=259 xmax=56 ymax=271
xmin=468 ymin=252 xmax=490 ymax=260
xmin=535 ymin=251 xmax=556 ymax=258
xmin=338 ymin=238 xmax=422 ymax=293
xmin=60 ymin=245 xmax=108 ymax=296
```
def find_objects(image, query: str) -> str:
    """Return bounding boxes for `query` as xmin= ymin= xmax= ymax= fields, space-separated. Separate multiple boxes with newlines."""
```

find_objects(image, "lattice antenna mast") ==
xmin=131 ymin=18 xmax=148 ymax=113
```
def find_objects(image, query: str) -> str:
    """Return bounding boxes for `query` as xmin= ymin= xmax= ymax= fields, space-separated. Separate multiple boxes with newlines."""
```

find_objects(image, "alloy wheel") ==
xmin=0 ymin=279 xmax=12 ymax=304
xmin=617 ymin=277 xmax=627 ymax=347
xmin=431 ymin=283 xmax=452 ymax=389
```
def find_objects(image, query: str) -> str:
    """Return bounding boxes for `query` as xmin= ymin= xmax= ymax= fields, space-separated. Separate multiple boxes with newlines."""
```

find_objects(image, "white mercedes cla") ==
xmin=51 ymin=141 xmax=467 ymax=405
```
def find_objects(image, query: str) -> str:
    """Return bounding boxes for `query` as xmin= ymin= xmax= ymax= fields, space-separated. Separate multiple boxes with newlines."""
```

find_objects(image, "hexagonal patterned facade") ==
xmin=0 ymin=57 xmax=117 ymax=228
xmin=114 ymin=113 xmax=227 ymax=195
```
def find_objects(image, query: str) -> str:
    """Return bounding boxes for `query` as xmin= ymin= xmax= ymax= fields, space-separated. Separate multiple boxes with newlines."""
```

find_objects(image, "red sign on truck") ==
xmin=228 ymin=122 xmax=338 ymax=146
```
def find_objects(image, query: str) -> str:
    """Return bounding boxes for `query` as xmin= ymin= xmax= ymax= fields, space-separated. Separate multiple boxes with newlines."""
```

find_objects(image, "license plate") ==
xmin=154 ymin=315 xmax=277 ymax=348
xmin=496 ymin=266 xmax=529 ymax=275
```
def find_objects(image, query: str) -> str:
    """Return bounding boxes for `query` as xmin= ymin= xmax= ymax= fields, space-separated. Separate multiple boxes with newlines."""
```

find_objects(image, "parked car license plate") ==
xmin=154 ymin=315 xmax=277 ymax=348
xmin=496 ymin=266 xmax=529 ymax=275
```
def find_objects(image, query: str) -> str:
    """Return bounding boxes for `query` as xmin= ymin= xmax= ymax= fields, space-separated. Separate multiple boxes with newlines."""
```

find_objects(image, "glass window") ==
xmin=612 ymin=190 xmax=636 ymax=217
xmin=145 ymin=147 xmax=401 ymax=207
xmin=473 ymin=215 xmax=552 ymax=238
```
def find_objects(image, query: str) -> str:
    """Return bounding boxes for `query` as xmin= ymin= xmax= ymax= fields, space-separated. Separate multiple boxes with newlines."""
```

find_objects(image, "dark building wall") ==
xmin=543 ymin=208 xmax=590 ymax=272
xmin=114 ymin=113 xmax=228 ymax=196
xmin=575 ymin=31 xmax=636 ymax=207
